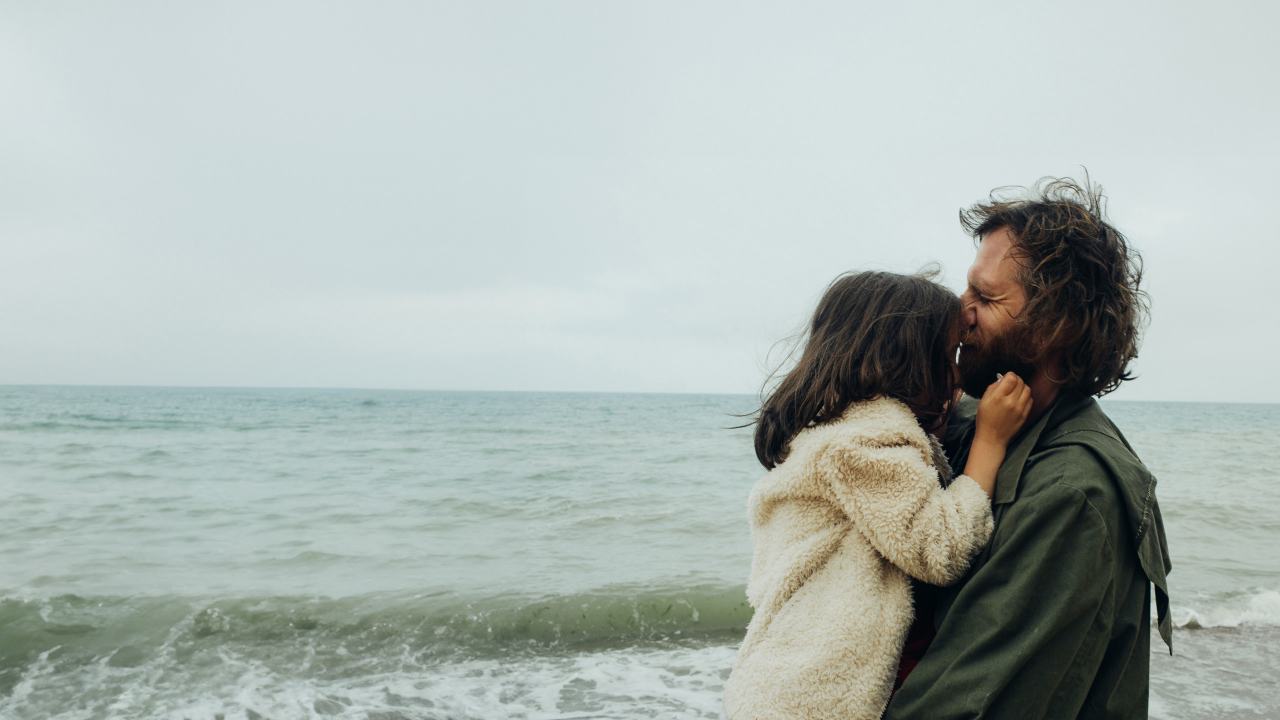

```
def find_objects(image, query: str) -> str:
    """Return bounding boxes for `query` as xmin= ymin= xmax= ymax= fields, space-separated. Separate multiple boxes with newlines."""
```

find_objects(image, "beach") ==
xmin=1 ymin=386 xmax=1277 ymax=719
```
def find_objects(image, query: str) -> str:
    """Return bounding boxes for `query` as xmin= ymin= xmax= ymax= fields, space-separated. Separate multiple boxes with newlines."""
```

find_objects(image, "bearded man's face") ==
xmin=957 ymin=322 xmax=1037 ymax=398
xmin=958 ymin=227 xmax=1035 ymax=397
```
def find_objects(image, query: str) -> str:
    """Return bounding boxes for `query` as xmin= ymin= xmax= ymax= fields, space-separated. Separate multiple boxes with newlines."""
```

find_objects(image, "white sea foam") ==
xmin=6 ymin=646 xmax=61 ymax=710
xmin=0 ymin=638 xmax=738 ymax=720
xmin=1171 ymin=589 xmax=1280 ymax=629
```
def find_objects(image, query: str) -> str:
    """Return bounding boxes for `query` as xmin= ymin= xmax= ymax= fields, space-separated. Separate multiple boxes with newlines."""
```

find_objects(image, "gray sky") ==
xmin=2 ymin=1 xmax=1276 ymax=402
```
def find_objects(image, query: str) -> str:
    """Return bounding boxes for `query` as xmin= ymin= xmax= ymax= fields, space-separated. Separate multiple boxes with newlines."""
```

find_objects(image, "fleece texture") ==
xmin=722 ymin=396 xmax=994 ymax=720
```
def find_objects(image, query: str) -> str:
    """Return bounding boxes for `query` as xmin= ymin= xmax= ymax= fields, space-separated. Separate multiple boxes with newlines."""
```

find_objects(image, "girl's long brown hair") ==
xmin=753 ymin=271 xmax=961 ymax=470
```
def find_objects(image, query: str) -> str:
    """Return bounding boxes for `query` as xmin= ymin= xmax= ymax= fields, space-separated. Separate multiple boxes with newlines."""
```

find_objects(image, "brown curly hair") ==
xmin=960 ymin=176 xmax=1148 ymax=397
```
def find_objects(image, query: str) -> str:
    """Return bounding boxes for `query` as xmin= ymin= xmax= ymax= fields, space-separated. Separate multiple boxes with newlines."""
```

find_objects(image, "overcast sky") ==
xmin=1 ymin=1 xmax=1276 ymax=402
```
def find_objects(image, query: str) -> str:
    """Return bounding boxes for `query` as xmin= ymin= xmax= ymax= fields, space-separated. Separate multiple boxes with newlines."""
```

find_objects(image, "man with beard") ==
xmin=884 ymin=178 xmax=1173 ymax=719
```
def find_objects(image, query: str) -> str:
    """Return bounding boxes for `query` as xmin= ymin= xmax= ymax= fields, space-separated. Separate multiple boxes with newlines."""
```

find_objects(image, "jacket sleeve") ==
xmin=884 ymin=480 xmax=1116 ymax=720
xmin=821 ymin=442 xmax=993 ymax=586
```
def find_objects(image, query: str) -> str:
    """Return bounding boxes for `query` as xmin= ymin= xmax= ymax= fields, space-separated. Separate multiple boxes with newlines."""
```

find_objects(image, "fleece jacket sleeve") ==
xmin=822 ymin=442 xmax=994 ymax=587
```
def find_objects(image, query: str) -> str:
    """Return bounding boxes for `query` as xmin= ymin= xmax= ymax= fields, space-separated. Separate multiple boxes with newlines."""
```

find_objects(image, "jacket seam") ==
xmin=1046 ymin=429 xmax=1155 ymax=544
xmin=1033 ymin=479 xmax=1120 ymax=718
xmin=1052 ymin=477 xmax=1118 ymax=561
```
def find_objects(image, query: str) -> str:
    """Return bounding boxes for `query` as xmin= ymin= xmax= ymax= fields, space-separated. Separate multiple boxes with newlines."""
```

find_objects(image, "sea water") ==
xmin=0 ymin=386 xmax=1276 ymax=719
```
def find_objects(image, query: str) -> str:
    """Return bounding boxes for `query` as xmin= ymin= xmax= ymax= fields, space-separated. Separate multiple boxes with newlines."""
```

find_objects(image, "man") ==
xmin=885 ymin=178 xmax=1173 ymax=719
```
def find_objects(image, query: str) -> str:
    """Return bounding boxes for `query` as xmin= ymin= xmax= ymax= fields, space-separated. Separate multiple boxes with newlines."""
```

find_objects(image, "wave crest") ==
xmin=1172 ymin=590 xmax=1280 ymax=630
xmin=0 ymin=583 xmax=752 ymax=675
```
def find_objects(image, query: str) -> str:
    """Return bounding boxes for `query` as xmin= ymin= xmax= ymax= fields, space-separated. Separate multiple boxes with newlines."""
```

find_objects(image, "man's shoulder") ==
xmin=1040 ymin=395 xmax=1136 ymax=456
xmin=1038 ymin=395 xmax=1145 ymax=471
xmin=1019 ymin=399 xmax=1150 ymax=543
xmin=1021 ymin=444 xmax=1122 ymax=513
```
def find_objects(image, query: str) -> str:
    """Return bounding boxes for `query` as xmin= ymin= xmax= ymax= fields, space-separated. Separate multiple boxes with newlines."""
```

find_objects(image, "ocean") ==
xmin=0 ymin=386 xmax=1276 ymax=719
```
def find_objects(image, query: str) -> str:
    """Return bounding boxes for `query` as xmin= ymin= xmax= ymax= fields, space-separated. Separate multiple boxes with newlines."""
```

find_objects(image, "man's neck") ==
xmin=1027 ymin=366 xmax=1062 ymax=422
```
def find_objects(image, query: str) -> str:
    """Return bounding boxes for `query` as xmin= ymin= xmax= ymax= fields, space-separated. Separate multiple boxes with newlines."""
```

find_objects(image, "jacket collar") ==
xmin=992 ymin=391 xmax=1084 ymax=505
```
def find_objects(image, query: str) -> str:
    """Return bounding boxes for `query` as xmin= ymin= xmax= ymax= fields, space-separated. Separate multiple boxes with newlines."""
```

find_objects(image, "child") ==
xmin=722 ymin=271 xmax=1031 ymax=720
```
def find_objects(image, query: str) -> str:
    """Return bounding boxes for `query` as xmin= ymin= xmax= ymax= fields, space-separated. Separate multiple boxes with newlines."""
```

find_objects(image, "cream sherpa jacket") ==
xmin=723 ymin=396 xmax=994 ymax=720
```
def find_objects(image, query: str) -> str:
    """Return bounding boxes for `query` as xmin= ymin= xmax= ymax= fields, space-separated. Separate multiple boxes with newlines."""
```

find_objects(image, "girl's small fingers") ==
xmin=992 ymin=376 xmax=1010 ymax=395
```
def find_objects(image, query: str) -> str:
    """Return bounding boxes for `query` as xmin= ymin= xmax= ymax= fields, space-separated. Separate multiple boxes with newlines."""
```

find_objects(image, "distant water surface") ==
xmin=0 ymin=386 xmax=1276 ymax=719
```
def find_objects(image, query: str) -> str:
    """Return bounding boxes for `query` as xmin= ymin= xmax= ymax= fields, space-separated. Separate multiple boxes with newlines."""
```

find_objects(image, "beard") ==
xmin=957 ymin=324 xmax=1038 ymax=398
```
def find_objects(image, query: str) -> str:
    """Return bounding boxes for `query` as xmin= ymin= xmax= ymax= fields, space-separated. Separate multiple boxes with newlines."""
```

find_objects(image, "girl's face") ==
xmin=915 ymin=321 xmax=963 ymax=436
xmin=947 ymin=321 xmax=964 ymax=396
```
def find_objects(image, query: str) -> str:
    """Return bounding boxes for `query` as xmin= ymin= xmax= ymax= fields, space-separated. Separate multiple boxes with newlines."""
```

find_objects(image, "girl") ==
xmin=722 ymin=271 xmax=1031 ymax=720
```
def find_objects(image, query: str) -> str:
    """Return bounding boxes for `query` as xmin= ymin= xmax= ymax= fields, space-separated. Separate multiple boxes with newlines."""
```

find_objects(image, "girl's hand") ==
xmin=974 ymin=373 xmax=1032 ymax=447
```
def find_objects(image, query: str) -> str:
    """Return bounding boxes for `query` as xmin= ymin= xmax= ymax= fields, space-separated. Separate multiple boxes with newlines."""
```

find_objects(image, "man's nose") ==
xmin=960 ymin=296 xmax=978 ymax=330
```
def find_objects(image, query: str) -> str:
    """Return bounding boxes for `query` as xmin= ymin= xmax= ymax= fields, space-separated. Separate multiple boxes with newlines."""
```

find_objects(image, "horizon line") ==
xmin=1 ymin=382 xmax=1277 ymax=407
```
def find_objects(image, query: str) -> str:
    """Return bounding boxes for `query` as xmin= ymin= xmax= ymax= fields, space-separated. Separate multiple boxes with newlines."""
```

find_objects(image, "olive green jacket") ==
xmin=885 ymin=392 xmax=1172 ymax=720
